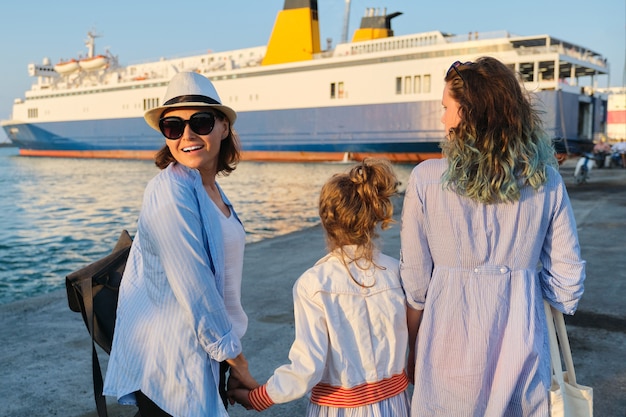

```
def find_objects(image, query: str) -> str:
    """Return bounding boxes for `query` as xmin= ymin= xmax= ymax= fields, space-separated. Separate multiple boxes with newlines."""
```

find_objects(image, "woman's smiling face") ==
xmin=163 ymin=107 xmax=229 ymax=173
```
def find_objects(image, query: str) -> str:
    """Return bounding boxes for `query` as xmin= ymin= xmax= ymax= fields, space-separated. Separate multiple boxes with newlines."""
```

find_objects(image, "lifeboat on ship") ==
xmin=54 ymin=59 xmax=80 ymax=75
xmin=78 ymin=55 xmax=109 ymax=71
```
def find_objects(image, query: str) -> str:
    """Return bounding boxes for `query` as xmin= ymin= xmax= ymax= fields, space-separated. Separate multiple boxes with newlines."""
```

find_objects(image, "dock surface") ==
xmin=1 ymin=158 xmax=624 ymax=416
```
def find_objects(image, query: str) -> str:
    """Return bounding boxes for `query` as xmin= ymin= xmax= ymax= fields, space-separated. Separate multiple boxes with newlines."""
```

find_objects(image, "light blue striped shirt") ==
xmin=400 ymin=159 xmax=585 ymax=416
xmin=103 ymin=162 xmax=243 ymax=416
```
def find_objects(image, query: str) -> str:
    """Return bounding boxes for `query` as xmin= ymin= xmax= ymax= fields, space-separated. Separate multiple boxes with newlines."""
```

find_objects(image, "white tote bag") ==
xmin=544 ymin=300 xmax=593 ymax=417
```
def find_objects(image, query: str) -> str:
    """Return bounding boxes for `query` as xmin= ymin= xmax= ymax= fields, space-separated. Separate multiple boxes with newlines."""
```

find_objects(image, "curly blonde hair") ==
xmin=441 ymin=56 xmax=558 ymax=204
xmin=319 ymin=158 xmax=398 ymax=270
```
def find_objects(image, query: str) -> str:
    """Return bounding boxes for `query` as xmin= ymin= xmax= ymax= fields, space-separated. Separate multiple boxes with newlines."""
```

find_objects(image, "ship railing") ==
xmin=515 ymin=45 xmax=572 ymax=58
xmin=515 ymin=44 xmax=607 ymax=69
xmin=444 ymin=30 xmax=512 ymax=43
xmin=332 ymin=31 xmax=449 ymax=57
xmin=313 ymin=50 xmax=335 ymax=59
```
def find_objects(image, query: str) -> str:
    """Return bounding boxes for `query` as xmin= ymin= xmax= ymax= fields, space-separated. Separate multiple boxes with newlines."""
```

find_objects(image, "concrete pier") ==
xmin=1 ymin=158 xmax=624 ymax=416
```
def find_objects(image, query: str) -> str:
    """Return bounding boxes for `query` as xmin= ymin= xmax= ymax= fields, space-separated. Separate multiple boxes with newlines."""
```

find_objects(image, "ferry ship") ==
xmin=1 ymin=0 xmax=610 ymax=162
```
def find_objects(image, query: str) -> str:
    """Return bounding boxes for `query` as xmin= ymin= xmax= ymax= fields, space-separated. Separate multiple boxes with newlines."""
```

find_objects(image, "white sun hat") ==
xmin=144 ymin=71 xmax=237 ymax=132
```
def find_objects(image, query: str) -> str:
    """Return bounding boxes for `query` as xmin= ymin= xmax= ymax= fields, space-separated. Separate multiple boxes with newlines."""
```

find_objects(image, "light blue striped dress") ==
xmin=400 ymin=159 xmax=585 ymax=416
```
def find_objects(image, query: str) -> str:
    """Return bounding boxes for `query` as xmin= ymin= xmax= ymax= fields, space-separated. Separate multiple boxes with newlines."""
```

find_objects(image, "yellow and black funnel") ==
xmin=352 ymin=9 xmax=402 ymax=42
xmin=262 ymin=0 xmax=321 ymax=66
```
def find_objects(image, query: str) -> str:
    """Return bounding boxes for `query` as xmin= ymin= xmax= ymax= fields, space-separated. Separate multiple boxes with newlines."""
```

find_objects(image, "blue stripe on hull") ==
xmin=4 ymin=118 xmax=159 ymax=151
xmin=4 ymin=102 xmax=445 ymax=154
xmin=2 ymin=91 xmax=599 ymax=157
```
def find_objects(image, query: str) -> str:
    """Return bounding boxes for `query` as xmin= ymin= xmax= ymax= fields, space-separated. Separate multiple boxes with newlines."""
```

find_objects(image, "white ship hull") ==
xmin=1 ymin=1 xmax=610 ymax=161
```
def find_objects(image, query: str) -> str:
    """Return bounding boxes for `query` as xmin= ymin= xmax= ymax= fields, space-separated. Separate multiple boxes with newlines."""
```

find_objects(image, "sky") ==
xmin=1 ymin=0 xmax=624 ymax=142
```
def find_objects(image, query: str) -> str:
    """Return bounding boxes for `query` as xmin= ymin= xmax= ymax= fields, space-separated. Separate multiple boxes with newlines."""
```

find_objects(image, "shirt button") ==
xmin=474 ymin=268 xmax=479 ymax=273
xmin=500 ymin=267 xmax=508 ymax=273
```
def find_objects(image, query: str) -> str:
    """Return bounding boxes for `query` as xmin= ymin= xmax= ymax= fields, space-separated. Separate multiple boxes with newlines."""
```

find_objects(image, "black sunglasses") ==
xmin=447 ymin=61 xmax=473 ymax=83
xmin=159 ymin=112 xmax=216 ymax=140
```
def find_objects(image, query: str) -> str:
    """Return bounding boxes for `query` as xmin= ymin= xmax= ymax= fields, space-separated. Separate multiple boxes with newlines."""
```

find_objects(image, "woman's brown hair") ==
xmin=441 ymin=56 xmax=557 ymax=204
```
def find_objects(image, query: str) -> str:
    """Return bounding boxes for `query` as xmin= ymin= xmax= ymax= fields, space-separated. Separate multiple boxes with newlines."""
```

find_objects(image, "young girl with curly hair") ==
xmin=230 ymin=158 xmax=410 ymax=417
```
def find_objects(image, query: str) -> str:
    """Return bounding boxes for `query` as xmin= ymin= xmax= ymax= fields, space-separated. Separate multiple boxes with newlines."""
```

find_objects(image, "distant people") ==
xmin=593 ymin=140 xmax=611 ymax=154
xmin=229 ymin=159 xmax=410 ymax=416
xmin=612 ymin=141 xmax=626 ymax=168
xmin=103 ymin=71 xmax=258 ymax=416
xmin=593 ymin=140 xmax=612 ymax=168
xmin=400 ymin=57 xmax=586 ymax=415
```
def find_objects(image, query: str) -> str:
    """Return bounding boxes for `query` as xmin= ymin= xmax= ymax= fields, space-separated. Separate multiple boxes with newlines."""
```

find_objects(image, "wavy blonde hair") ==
xmin=441 ymin=56 xmax=558 ymax=204
xmin=319 ymin=158 xmax=398 ymax=271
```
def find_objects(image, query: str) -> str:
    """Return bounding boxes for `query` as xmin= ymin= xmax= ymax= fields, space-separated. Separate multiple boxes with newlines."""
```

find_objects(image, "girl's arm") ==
xmin=406 ymin=305 xmax=423 ymax=384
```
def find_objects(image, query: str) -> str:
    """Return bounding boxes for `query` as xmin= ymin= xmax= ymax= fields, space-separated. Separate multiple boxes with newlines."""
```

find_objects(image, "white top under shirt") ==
xmin=214 ymin=201 xmax=248 ymax=339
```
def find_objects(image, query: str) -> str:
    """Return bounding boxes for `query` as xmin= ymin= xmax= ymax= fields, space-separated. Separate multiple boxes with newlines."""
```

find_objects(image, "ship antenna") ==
xmin=85 ymin=31 xmax=101 ymax=58
xmin=341 ymin=0 xmax=352 ymax=44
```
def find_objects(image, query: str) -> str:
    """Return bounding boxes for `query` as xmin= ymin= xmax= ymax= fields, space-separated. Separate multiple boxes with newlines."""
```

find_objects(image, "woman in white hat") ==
xmin=104 ymin=71 xmax=257 ymax=416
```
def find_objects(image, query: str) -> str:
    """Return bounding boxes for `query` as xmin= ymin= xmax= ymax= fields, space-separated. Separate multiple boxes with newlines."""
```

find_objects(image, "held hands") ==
xmin=226 ymin=353 xmax=259 ymax=410
xmin=227 ymin=375 xmax=255 ymax=410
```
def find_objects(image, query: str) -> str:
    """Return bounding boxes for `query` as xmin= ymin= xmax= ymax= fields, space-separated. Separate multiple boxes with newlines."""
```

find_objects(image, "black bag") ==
xmin=66 ymin=229 xmax=133 ymax=417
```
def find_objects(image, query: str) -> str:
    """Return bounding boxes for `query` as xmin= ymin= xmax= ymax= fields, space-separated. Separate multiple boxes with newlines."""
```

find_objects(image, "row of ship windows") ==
xmin=27 ymin=100 xmax=160 ymax=118
xmin=142 ymin=76 xmax=432 ymax=107
xmin=329 ymin=74 xmax=432 ymax=100
xmin=396 ymin=74 xmax=432 ymax=95
xmin=25 ymin=76 xmax=433 ymax=117
xmin=144 ymin=98 xmax=159 ymax=110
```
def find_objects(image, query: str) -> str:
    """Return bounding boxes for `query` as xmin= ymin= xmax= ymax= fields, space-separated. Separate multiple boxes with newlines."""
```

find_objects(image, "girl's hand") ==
xmin=228 ymin=388 xmax=253 ymax=410
xmin=226 ymin=353 xmax=260 ymax=389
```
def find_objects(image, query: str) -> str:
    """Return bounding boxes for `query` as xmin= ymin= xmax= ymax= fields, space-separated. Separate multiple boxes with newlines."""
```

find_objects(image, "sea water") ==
xmin=0 ymin=146 xmax=414 ymax=305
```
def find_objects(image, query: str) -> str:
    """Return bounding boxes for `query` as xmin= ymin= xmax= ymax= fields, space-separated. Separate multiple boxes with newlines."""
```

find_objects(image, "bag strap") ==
xmin=553 ymin=303 xmax=578 ymax=385
xmin=544 ymin=300 xmax=578 ymax=386
xmin=78 ymin=277 xmax=109 ymax=417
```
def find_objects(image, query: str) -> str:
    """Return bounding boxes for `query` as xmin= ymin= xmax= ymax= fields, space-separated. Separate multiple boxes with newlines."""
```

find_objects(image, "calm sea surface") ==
xmin=0 ymin=146 xmax=414 ymax=305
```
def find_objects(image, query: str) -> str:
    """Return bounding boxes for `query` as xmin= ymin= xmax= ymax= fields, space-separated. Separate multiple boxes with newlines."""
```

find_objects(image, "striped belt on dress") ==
xmin=310 ymin=372 xmax=408 ymax=407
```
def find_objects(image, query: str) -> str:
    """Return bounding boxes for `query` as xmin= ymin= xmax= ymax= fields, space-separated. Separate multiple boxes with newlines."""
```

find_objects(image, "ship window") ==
xmin=414 ymin=75 xmax=421 ymax=94
xmin=423 ymin=75 xmax=431 ymax=93
xmin=28 ymin=108 xmax=38 ymax=118
xmin=404 ymin=76 xmax=412 ymax=94
xmin=395 ymin=77 xmax=402 ymax=94
xmin=539 ymin=61 xmax=555 ymax=81
xmin=330 ymin=83 xmax=336 ymax=99
xmin=143 ymin=98 xmax=160 ymax=111
xmin=338 ymin=82 xmax=345 ymax=99
xmin=519 ymin=62 xmax=534 ymax=82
